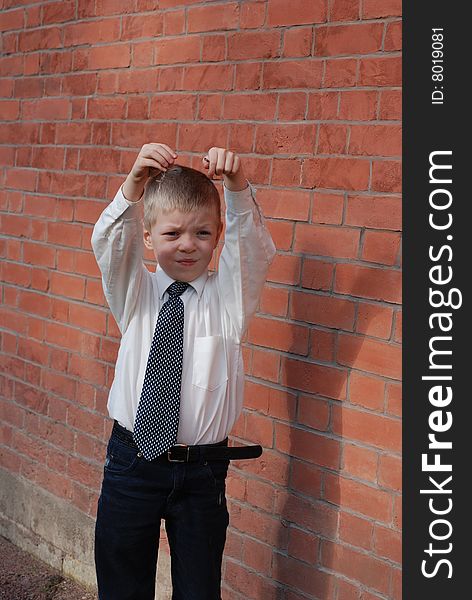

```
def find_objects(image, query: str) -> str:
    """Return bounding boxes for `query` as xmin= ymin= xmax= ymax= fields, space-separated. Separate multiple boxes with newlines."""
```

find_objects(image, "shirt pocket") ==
xmin=192 ymin=335 xmax=228 ymax=391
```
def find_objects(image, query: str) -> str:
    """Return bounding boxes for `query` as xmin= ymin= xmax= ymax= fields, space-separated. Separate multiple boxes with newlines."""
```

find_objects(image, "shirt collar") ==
xmin=155 ymin=265 xmax=208 ymax=300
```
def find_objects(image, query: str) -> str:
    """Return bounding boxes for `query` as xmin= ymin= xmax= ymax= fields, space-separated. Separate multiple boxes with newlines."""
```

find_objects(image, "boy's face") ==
xmin=143 ymin=206 xmax=222 ymax=283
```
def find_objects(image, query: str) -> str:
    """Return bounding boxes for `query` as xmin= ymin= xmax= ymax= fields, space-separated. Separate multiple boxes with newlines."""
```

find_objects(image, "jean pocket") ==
xmin=203 ymin=458 xmax=230 ymax=487
xmin=104 ymin=438 xmax=141 ymax=475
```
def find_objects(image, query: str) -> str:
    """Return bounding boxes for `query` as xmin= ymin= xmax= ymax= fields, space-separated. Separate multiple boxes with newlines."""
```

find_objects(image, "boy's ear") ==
xmin=143 ymin=228 xmax=154 ymax=250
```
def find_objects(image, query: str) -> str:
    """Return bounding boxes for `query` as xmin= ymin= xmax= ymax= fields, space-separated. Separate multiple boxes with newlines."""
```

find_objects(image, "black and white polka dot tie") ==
xmin=133 ymin=280 xmax=189 ymax=460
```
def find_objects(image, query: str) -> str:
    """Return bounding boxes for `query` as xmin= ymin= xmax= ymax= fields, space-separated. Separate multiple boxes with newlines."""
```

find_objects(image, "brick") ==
xmin=290 ymin=290 xmax=355 ymax=329
xmin=359 ymin=56 xmax=402 ymax=86
xmin=374 ymin=525 xmax=401 ymax=563
xmin=338 ymin=333 xmax=401 ymax=379
xmin=201 ymin=34 xmax=226 ymax=62
xmin=267 ymin=0 xmax=327 ymax=26
xmin=301 ymin=258 xmax=334 ymax=291
xmin=356 ymin=302 xmax=394 ymax=340
xmin=251 ymin=347 xmax=280 ymax=382
xmin=316 ymin=23 xmax=383 ymax=56
xmin=257 ymin=188 xmax=310 ymax=221
xmin=310 ymin=328 xmax=336 ymax=361
xmin=87 ymin=44 xmax=131 ymax=70
xmin=259 ymin=284 xmax=289 ymax=316
xmin=244 ymin=411 xmax=274 ymax=447
xmin=339 ymin=511 xmax=373 ymax=550
xmin=343 ymin=443 xmax=379 ymax=482
xmin=277 ymin=491 xmax=339 ymax=540
xmin=183 ymin=64 xmax=233 ymax=91
xmin=339 ymin=90 xmax=378 ymax=121
xmin=121 ymin=13 xmax=163 ymax=40
xmin=294 ymin=223 xmax=360 ymax=259
xmin=283 ymin=27 xmax=313 ymax=57
xmin=337 ymin=579 xmax=360 ymax=600
xmin=234 ymin=61 xmax=262 ymax=90
xmin=272 ymin=553 xmax=335 ymax=598
xmin=154 ymin=36 xmax=200 ymax=64
xmin=225 ymin=560 xmax=279 ymax=598
xmin=0 ymin=7 xmax=24 ymax=31
xmin=378 ymin=454 xmax=401 ymax=492
xmin=281 ymin=356 xmax=347 ymax=400
xmin=263 ymin=60 xmax=323 ymax=89
xmin=240 ymin=0 xmax=266 ymax=29
xmin=187 ymin=3 xmax=239 ymax=33
xmin=228 ymin=30 xmax=281 ymax=60
xmin=335 ymin=263 xmax=401 ymax=304
xmin=307 ymin=91 xmax=339 ymax=119
xmin=333 ymin=405 xmax=401 ymax=452
xmin=276 ymin=422 xmax=341 ymax=469
xmin=349 ymin=125 xmax=401 ymax=157
xmin=248 ymin=316 xmax=309 ymax=355
xmin=256 ymin=123 xmax=316 ymax=154
xmin=346 ymin=195 xmax=401 ymax=230
xmin=288 ymin=527 xmax=319 ymax=563
xmin=297 ymin=395 xmax=330 ymax=431
xmin=362 ymin=230 xmax=401 ymax=265
xmin=321 ymin=540 xmax=390 ymax=593
xmin=317 ymin=124 xmax=348 ymax=154
xmin=324 ymin=58 xmax=357 ymax=87
xmin=63 ymin=18 xmax=121 ymax=46
xmin=87 ymin=96 xmax=127 ymax=120
xmin=371 ymin=160 xmax=402 ymax=192
xmin=362 ymin=0 xmax=402 ymax=18
xmin=224 ymin=93 xmax=277 ymax=121
xmin=266 ymin=220 xmax=294 ymax=251
xmin=19 ymin=27 xmax=62 ymax=52
xmin=349 ymin=371 xmax=385 ymax=411
xmin=330 ymin=0 xmax=360 ymax=22
xmin=302 ymin=158 xmax=370 ymax=190
xmin=267 ymin=254 xmax=301 ymax=285
xmin=385 ymin=20 xmax=402 ymax=51
xmin=278 ymin=91 xmax=307 ymax=121
xmin=242 ymin=536 xmax=273 ymax=574
xmin=245 ymin=477 xmax=275 ymax=514
xmin=290 ymin=458 xmax=322 ymax=499
xmin=386 ymin=381 xmax=401 ymax=417
xmin=379 ymin=90 xmax=402 ymax=120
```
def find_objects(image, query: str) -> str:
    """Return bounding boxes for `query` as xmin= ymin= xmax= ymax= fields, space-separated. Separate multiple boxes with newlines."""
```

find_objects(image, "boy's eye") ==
xmin=198 ymin=230 xmax=211 ymax=236
xmin=164 ymin=231 xmax=178 ymax=237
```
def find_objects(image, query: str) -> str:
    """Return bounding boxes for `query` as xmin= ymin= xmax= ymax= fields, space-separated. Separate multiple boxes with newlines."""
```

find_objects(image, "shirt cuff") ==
xmin=223 ymin=181 xmax=258 ymax=214
xmin=121 ymin=183 xmax=145 ymax=205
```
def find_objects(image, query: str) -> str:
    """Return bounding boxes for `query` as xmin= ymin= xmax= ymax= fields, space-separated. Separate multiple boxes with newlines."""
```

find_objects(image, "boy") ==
xmin=91 ymin=143 xmax=276 ymax=599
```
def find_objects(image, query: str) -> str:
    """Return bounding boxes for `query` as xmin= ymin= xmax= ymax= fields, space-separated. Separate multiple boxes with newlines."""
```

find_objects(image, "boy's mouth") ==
xmin=177 ymin=259 xmax=197 ymax=266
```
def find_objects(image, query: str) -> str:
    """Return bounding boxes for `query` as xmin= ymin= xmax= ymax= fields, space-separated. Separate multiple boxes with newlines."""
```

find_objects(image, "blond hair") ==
xmin=143 ymin=165 xmax=221 ymax=231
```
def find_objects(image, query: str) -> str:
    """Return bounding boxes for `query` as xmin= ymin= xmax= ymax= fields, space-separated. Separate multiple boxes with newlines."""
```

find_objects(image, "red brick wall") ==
xmin=0 ymin=1 xmax=402 ymax=598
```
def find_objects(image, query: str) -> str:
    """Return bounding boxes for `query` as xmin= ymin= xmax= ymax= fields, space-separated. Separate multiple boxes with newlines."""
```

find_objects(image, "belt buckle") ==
xmin=168 ymin=444 xmax=189 ymax=462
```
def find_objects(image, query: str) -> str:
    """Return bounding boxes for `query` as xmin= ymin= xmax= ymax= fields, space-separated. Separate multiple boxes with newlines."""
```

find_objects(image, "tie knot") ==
xmin=167 ymin=281 xmax=189 ymax=298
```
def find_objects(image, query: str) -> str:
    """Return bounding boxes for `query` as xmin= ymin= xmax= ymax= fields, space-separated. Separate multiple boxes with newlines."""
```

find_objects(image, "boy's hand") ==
xmin=202 ymin=148 xmax=247 ymax=192
xmin=123 ymin=143 xmax=178 ymax=202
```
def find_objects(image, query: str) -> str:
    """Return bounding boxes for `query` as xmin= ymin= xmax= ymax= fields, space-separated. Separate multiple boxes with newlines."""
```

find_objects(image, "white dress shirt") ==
xmin=91 ymin=181 xmax=276 ymax=445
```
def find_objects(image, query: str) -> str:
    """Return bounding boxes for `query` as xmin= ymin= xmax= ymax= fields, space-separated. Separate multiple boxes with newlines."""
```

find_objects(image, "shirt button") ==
xmin=137 ymin=452 xmax=143 ymax=457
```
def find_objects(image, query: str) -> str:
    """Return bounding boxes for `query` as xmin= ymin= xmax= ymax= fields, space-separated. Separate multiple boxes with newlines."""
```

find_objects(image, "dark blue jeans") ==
xmin=94 ymin=430 xmax=230 ymax=600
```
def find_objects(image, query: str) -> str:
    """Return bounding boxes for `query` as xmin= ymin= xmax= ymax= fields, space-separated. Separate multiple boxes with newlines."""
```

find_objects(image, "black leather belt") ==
xmin=112 ymin=421 xmax=262 ymax=462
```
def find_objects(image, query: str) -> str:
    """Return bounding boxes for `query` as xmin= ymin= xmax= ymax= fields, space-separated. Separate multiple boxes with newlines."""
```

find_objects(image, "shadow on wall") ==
xmin=226 ymin=245 xmax=402 ymax=598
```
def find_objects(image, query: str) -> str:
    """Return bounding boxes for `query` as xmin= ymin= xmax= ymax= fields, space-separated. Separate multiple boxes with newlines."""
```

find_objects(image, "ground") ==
xmin=0 ymin=536 xmax=96 ymax=600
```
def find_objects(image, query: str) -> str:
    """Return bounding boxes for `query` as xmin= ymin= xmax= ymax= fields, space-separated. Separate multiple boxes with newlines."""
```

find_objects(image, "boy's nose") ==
xmin=178 ymin=235 xmax=196 ymax=251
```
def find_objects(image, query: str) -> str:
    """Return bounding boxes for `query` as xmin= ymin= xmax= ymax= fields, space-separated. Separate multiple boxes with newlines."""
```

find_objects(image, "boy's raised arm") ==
xmin=91 ymin=143 xmax=177 ymax=333
xmin=203 ymin=148 xmax=276 ymax=338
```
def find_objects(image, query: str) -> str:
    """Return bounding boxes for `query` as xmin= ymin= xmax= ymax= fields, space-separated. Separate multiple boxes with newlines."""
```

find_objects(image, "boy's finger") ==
xmin=224 ymin=153 xmax=234 ymax=174
xmin=151 ymin=148 xmax=174 ymax=168
xmin=215 ymin=151 xmax=226 ymax=176
xmin=155 ymin=143 xmax=178 ymax=159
